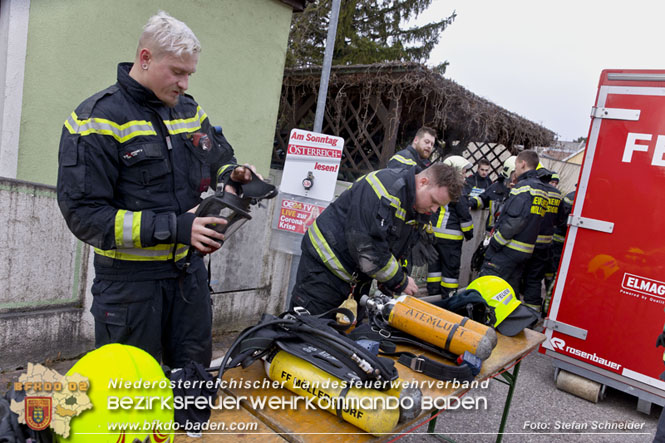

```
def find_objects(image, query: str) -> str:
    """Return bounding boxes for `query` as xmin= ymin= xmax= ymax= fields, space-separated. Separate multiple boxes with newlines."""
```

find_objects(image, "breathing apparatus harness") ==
xmin=361 ymin=292 xmax=483 ymax=382
xmin=212 ymin=308 xmax=399 ymax=389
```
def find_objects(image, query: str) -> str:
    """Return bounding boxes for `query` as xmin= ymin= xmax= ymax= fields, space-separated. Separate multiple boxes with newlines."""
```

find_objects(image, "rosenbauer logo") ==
xmin=549 ymin=337 xmax=622 ymax=371
xmin=622 ymin=273 xmax=665 ymax=299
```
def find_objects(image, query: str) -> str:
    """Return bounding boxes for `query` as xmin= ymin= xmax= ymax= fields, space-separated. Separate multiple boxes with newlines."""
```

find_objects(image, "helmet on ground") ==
xmin=500 ymin=156 xmax=516 ymax=179
xmin=62 ymin=344 xmax=174 ymax=442
xmin=443 ymin=155 xmax=472 ymax=172
xmin=467 ymin=275 xmax=537 ymax=336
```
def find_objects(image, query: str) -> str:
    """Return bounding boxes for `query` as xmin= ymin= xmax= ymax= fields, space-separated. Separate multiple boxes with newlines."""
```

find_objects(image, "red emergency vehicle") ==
xmin=541 ymin=69 xmax=665 ymax=411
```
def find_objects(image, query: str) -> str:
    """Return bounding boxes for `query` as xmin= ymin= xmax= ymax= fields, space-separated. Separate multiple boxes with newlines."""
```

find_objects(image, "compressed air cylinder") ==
xmin=398 ymin=295 xmax=498 ymax=348
xmin=387 ymin=300 xmax=493 ymax=360
xmin=264 ymin=350 xmax=421 ymax=436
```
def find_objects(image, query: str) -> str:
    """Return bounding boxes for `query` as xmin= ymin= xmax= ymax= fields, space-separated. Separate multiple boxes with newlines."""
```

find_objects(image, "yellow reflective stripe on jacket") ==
xmin=553 ymin=233 xmax=565 ymax=243
xmin=510 ymin=186 xmax=548 ymax=199
xmin=164 ymin=106 xmax=208 ymax=134
xmin=217 ymin=164 xmax=235 ymax=179
xmin=64 ymin=112 xmax=156 ymax=143
xmin=365 ymin=172 xmax=406 ymax=221
xmin=536 ymin=234 xmax=554 ymax=244
xmin=94 ymin=243 xmax=189 ymax=262
xmin=433 ymin=207 xmax=463 ymax=239
xmin=369 ymin=255 xmax=399 ymax=282
xmin=114 ymin=210 xmax=142 ymax=248
xmin=389 ymin=154 xmax=416 ymax=166
xmin=564 ymin=195 xmax=574 ymax=205
xmin=461 ymin=220 xmax=474 ymax=232
xmin=307 ymin=221 xmax=354 ymax=282
xmin=433 ymin=229 xmax=464 ymax=240
xmin=494 ymin=231 xmax=535 ymax=254
xmin=471 ymin=195 xmax=483 ymax=209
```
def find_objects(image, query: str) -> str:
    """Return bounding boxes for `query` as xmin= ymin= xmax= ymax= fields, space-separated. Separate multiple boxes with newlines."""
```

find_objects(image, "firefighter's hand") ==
xmin=191 ymin=216 xmax=226 ymax=254
xmin=230 ymin=164 xmax=263 ymax=183
xmin=656 ymin=331 xmax=665 ymax=348
xmin=402 ymin=277 xmax=419 ymax=296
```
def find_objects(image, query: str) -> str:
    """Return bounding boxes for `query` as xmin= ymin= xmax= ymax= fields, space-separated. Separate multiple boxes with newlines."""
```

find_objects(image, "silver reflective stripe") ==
xmin=433 ymin=227 xmax=463 ymax=236
xmin=164 ymin=107 xmax=207 ymax=134
xmin=65 ymin=113 xmax=155 ymax=143
xmin=372 ymin=256 xmax=399 ymax=282
xmin=365 ymin=172 xmax=406 ymax=220
xmin=308 ymin=222 xmax=354 ymax=282
xmin=122 ymin=211 xmax=134 ymax=247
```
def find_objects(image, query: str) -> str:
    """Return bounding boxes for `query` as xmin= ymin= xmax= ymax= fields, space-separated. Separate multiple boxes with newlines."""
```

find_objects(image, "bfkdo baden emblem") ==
xmin=25 ymin=396 xmax=52 ymax=431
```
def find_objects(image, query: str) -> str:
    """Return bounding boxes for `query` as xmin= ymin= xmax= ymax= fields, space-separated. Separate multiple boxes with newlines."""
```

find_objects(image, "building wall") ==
xmin=17 ymin=0 xmax=292 ymax=185
xmin=0 ymin=0 xmax=296 ymax=368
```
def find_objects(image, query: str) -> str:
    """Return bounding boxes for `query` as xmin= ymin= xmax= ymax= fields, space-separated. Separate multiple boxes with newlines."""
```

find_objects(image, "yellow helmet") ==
xmin=443 ymin=155 xmax=472 ymax=172
xmin=501 ymin=156 xmax=516 ymax=179
xmin=467 ymin=276 xmax=537 ymax=336
xmin=62 ymin=344 xmax=174 ymax=442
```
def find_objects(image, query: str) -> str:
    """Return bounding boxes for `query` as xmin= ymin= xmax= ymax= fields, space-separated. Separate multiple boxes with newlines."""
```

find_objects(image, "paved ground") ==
xmin=1 ymin=331 xmax=660 ymax=442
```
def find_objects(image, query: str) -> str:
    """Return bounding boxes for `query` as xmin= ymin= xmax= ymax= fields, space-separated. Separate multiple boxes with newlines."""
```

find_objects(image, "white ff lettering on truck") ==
xmin=622 ymin=132 xmax=665 ymax=166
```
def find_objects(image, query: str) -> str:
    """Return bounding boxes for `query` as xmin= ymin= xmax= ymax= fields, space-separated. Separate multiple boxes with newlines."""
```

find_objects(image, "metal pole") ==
xmin=313 ymin=0 xmax=341 ymax=133
xmin=287 ymin=0 xmax=342 ymax=302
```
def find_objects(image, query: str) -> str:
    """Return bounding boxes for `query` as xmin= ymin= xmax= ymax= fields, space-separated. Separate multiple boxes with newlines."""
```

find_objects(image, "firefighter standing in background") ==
xmin=290 ymin=164 xmax=464 ymax=316
xmin=56 ymin=12 xmax=256 ymax=368
xmin=520 ymin=168 xmax=565 ymax=313
xmin=386 ymin=126 xmax=436 ymax=172
xmin=426 ymin=156 xmax=474 ymax=297
xmin=469 ymin=156 xmax=515 ymax=235
xmin=479 ymin=150 xmax=549 ymax=295
xmin=463 ymin=158 xmax=493 ymax=198
xmin=548 ymin=185 xmax=575 ymax=284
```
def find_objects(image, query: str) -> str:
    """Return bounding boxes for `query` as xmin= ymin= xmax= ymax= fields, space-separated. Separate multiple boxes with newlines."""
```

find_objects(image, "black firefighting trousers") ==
xmin=90 ymin=256 xmax=212 ymax=368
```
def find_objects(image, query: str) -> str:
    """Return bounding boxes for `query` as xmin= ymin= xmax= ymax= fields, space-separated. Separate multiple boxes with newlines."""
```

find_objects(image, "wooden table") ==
xmin=176 ymin=328 xmax=545 ymax=442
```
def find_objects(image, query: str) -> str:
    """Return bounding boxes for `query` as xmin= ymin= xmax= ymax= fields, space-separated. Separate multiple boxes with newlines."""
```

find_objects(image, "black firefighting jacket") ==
xmin=534 ymin=171 xmax=565 ymax=250
xmin=553 ymin=190 xmax=575 ymax=244
xmin=431 ymin=196 xmax=474 ymax=242
xmin=57 ymin=63 xmax=236 ymax=279
xmin=303 ymin=167 xmax=428 ymax=293
xmin=386 ymin=145 xmax=431 ymax=173
xmin=488 ymin=169 xmax=549 ymax=258
xmin=469 ymin=177 xmax=510 ymax=232
xmin=463 ymin=172 xmax=493 ymax=198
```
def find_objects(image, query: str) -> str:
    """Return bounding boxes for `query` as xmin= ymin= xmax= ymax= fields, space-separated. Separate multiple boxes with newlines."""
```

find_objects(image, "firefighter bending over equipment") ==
xmin=290 ymin=164 xmax=464 ymax=316
xmin=479 ymin=150 xmax=549 ymax=296
xmin=386 ymin=126 xmax=435 ymax=172
xmin=57 ymin=11 xmax=257 ymax=368
xmin=427 ymin=156 xmax=474 ymax=297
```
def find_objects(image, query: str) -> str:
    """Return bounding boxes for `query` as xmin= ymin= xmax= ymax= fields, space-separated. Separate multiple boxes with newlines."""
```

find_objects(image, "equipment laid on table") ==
xmin=215 ymin=308 xmax=422 ymax=436
xmin=360 ymin=292 xmax=498 ymax=382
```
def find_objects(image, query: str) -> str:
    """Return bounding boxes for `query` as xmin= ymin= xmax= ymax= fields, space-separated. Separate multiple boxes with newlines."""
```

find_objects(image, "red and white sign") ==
xmin=275 ymin=198 xmax=326 ymax=234
xmin=280 ymin=128 xmax=344 ymax=201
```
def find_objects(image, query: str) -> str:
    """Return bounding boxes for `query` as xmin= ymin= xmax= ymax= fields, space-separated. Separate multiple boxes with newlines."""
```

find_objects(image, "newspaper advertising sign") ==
xmin=280 ymin=128 xmax=344 ymax=202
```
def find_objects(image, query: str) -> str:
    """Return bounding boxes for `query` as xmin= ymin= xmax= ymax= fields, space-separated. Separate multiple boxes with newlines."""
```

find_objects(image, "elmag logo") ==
xmin=549 ymin=337 xmax=622 ymax=371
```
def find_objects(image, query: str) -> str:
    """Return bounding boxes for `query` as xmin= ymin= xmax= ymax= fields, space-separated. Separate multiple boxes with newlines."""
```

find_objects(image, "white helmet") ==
xmin=443 ymin=155 xmax=472 ymax=172
xmin=501 ymin=156 xmax=516 ymax=179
